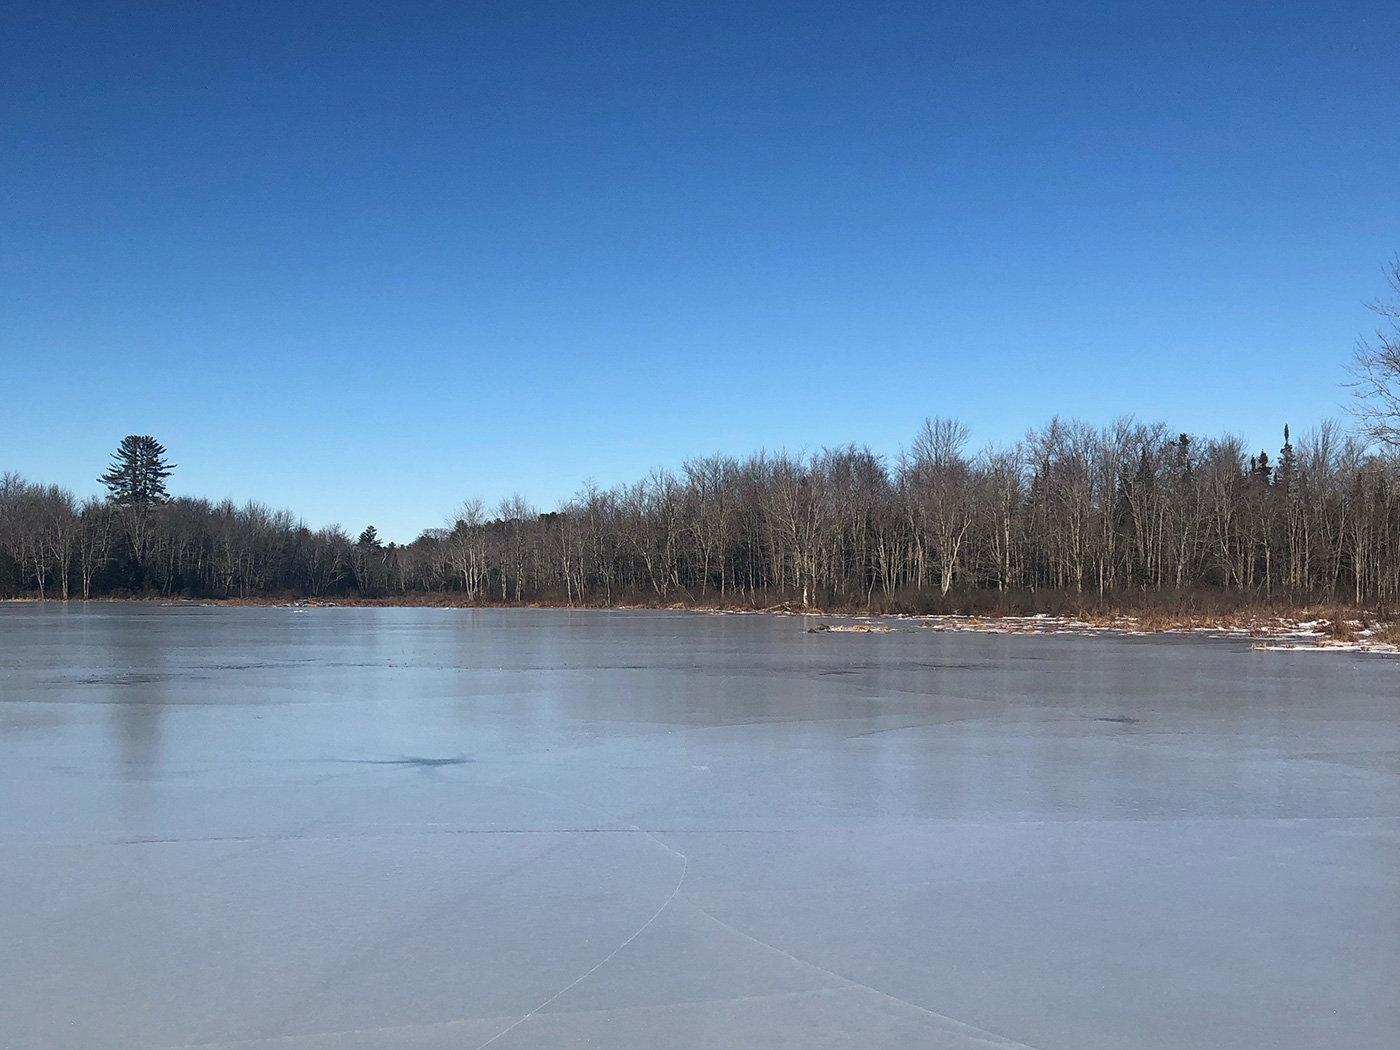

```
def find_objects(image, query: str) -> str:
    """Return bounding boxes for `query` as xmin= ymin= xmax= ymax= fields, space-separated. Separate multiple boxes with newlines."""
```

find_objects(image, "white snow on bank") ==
xmin=869 ymin=613 xmax=1400 ymax=654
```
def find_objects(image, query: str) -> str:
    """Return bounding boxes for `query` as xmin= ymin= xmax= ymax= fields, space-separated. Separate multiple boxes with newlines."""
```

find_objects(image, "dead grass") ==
xmin=1318 ymin=610 xmax=1361 ymax=644
xmin=1071 ymin=608 xmax=1278 ymax=634
xmin=1364 ymin=622 xmax=1400 ymax=646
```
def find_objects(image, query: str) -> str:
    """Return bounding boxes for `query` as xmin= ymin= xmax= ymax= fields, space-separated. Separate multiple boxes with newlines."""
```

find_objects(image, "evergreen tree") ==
xmin=1276 ymin=424 xmax=1297 ymax=488
xmin=98 ymin=435 xmax=174 ymax=573
xmin=1172 ymin=433 xmax=1193 ymax=477
xmin=352 ymin=526 xmax=383 ymax=595
xmin=99 ymin=435 xmax=174 ymax=508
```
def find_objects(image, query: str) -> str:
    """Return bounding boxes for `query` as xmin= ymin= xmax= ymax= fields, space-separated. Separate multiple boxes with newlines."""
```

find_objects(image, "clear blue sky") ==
xmin=4 ymin=1 xmax=1398 ymax=541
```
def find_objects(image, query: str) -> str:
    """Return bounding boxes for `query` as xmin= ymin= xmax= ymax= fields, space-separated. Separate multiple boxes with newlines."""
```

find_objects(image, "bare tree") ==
xmin=452 ymin=499 xmax=490 ymax=599
xmin=77 ymin=498 xmax=113 ymax=599
xmin=17 ymin=401 xmax=1400 ymax=607
xmin=1349 ymin=258 xmax=1400 ymax=448
xmin=42 ymin=486 xmax=78 ymax=600
xmin=906 ymin=418 xmax=976 ymax=596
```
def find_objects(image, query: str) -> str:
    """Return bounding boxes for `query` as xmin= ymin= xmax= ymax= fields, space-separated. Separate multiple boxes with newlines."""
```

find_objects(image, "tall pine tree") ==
xmin=99 ymin=435 xmax=174 ymax=507
xmin=98 ymin=435 xmax=174 ymax=572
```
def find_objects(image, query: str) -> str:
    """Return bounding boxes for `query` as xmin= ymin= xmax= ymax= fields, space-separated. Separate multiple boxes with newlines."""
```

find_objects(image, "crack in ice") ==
xmin=468 ymin=832 xmax=689 ymax=1050
xmin=683 ymin=897 xmax=1049 ymax=1050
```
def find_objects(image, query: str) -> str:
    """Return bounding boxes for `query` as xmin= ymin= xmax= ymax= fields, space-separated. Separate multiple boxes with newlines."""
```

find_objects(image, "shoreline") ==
xmin=6 ymin=595 xmax=1398 ymax=653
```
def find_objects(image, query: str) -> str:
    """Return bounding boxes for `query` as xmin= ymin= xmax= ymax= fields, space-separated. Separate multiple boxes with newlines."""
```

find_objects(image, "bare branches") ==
xmin=10 ymin=415 xmax=1400 ymax=606
xmin=1348 ymin=258 xmax=1400 ymax=449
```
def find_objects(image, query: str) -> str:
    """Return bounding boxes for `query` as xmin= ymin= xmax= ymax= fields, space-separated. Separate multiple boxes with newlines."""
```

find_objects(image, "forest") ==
xmin=5 ymin=417 xmax=1400 ymax=612
xmin=5 ymin=262 xmax=1400 ymax=612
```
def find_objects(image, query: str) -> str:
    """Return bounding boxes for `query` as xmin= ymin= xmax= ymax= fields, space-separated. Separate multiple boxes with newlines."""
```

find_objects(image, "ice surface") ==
xmin=1 ymin=605 xmax=1397 ymax=1049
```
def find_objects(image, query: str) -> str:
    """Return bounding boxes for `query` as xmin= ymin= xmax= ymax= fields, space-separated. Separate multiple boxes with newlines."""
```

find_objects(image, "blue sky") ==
xmin=4 ymin=1 xmax=1398 ymax=540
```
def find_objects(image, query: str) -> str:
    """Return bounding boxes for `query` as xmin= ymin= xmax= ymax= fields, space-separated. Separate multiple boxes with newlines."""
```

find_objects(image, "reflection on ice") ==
xmin=1 ymin=605 xmax=1396 ymax=1049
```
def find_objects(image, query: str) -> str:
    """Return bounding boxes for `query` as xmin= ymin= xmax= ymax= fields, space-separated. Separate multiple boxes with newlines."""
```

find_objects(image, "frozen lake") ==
xmin=1 ymin=605 xmax=1397 ymax=1049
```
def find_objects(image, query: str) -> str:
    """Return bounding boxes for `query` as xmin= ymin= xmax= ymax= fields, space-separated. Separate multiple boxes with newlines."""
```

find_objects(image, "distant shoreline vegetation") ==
xmin=6 ymin=415 xmax=1400 ymax=616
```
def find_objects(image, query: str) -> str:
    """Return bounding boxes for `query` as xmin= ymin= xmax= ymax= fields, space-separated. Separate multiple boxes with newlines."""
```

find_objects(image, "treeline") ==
xmin=5 ymin=416 xmax=1400 ymax=609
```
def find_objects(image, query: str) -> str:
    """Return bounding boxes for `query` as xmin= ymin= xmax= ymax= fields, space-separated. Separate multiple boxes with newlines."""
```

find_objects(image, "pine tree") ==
xmin=1172 ymin=433 xmax=1193 ymax=477
xmin=1276 ymin=424 xmax=1297 ymax=488
xmin=99 ymin=435 xmax=174 ymax=508
xmin=98 ymin=435 xmax=174 ymax=572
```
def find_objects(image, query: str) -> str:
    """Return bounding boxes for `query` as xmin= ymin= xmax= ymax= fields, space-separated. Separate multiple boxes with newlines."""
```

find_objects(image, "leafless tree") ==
xmin=905 ymin=418 xmax=975 ymax=596
xmin=1350 ymin=259 xmax=1400 ymax=448
xmin=14 ymin=408 xmax=1400 ymax=607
